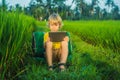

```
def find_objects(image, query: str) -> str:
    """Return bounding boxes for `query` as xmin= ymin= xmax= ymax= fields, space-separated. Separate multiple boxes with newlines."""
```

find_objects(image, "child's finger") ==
xmin=47 ymin=37 xmax=50 ymax=42
xmin=64 ymin=36 xmax=69 ymax=42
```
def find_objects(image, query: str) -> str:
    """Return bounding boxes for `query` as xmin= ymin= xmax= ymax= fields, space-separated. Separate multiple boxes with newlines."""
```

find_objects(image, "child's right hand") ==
xmin=47 ymin=37 xmax=50 ymax=42
xmin=44 ymin=37 xmax=51 ymax=48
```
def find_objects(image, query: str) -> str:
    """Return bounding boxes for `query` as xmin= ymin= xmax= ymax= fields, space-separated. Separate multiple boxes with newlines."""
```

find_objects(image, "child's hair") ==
xmin=48 ymin=13 xmax=63 ymax=28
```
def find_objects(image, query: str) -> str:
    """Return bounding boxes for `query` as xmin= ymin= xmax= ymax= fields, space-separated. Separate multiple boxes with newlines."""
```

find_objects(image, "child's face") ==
xmin=49 ymin=23 xmax=60 ymax=32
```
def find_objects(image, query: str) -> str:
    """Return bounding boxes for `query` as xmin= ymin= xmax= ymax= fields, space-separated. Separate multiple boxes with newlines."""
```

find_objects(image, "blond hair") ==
xmin=48 ymin=13 xmax=63 ymax=28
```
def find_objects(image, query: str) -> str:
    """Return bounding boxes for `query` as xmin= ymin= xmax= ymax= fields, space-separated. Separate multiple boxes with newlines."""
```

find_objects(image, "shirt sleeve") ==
xmin=44 ymin=32 xmax=48 ymax=43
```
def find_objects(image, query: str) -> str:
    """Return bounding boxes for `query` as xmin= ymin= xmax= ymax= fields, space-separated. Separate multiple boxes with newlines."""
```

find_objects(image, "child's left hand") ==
xmin=63 ymin=36 xmax=69 ymax=42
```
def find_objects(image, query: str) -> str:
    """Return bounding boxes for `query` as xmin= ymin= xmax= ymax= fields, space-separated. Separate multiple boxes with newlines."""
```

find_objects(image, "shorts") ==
xmin=52 ymin=48 xmax=61 ymax=63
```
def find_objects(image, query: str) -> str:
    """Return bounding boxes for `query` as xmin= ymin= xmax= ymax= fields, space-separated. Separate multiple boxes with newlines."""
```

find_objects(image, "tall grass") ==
xmin=0 ymin=11 xmax=38 ymax=79
xmin=63 ymin=20 xmax=120 ymax=53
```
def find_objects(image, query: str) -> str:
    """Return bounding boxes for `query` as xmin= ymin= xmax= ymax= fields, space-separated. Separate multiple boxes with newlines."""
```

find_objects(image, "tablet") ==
xmin=49 ymin=31 xmax=67 ymax=42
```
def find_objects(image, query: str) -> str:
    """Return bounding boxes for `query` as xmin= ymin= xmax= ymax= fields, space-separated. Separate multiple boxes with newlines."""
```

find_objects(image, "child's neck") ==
xmin=50 ymin=30 xmax=59 ymax=32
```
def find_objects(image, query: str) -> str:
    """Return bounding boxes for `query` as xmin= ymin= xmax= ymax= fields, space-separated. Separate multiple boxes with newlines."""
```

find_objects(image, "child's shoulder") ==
xmin=44 ymin=32 xmax=49 ymax=34
xmin=44 ymin=32 xmax=49 ymax=36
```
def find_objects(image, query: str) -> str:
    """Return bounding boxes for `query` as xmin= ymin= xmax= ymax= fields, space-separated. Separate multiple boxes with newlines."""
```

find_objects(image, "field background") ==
xmin=0 ymin=12 xmax=120 ymax=80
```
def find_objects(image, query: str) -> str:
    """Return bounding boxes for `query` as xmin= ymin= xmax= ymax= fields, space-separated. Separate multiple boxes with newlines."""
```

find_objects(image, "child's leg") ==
xmin=59 ymin=41 xmax=68 ymax=69
xmin=45 ymin=41 xmax=53 ymax=67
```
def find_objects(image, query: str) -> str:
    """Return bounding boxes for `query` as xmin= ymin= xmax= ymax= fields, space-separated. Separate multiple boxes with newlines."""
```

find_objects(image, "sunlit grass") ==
xmin=63 ymin=20 xmax=120 ymax=52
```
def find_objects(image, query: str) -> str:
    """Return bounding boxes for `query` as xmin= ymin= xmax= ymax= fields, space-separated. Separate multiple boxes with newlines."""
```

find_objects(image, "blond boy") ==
xmin=44 ymin=13 xmax=69 ymax=71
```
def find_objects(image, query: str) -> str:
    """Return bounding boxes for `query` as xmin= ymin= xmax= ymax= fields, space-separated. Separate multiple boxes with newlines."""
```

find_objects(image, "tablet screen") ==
xmin=49 ymin=31 xmax=67 ymax=42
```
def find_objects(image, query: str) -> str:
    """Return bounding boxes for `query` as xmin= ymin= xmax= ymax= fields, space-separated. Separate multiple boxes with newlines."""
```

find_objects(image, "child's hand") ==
xmin=47 ymin=37 xmax=50 ymax=42
xmin=44 ymin=37 xmax=51 ymax=48
xmin=63 ymin=36 xmax=69 ymax=42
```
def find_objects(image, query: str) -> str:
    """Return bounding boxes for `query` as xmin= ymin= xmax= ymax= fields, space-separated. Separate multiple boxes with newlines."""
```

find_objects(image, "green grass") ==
xmin=19 ymin=33 xmax=120 ymax=80
xmin=63 ymin=20 xmax=120 ymax=52
xmin=0 ymin=11 xmax=45 ymax=79
xmin=0 ymin=12 xmax=120 ymax=80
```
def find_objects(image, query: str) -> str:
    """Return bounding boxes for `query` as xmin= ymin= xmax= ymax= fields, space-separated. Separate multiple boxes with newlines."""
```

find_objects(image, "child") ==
xmin=44 ymin=13 xmax=69 ymax=71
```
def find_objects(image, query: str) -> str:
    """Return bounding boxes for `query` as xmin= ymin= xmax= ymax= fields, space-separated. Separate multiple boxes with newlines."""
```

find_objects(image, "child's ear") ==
xmin=59 ymin=26 xmax=62 ymax=31
xmin=59 ymin=25 xmax=62 ymax=29
xmin=59 ymin=26 xmax=61 ymax=29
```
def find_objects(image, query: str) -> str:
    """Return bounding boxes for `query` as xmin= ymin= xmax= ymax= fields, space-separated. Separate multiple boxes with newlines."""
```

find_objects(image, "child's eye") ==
xmin=50 ymin=23 xmax=59 ymax=26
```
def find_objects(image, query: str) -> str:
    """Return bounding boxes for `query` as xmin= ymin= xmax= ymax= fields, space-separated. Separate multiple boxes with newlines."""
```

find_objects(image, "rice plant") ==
xmin=0 ymin=11 xmax=39 ymax=79
xmin=63 ymin=20 xmax=120 ymax=53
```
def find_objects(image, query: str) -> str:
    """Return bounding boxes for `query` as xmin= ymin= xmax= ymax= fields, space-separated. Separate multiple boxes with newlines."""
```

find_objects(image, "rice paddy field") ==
xmin=0 ymin=12 xmax=120 ymax=80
